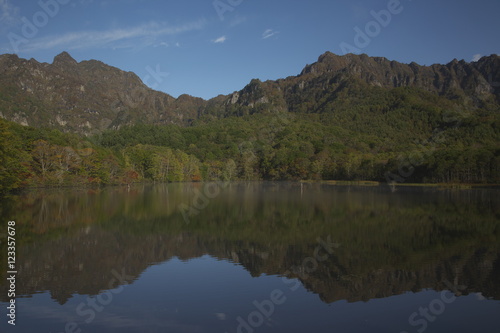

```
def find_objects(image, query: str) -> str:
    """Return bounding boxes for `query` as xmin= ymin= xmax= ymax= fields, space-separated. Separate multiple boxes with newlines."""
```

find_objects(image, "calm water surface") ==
xmin=0 ymin=182 xmax=499 ymax=333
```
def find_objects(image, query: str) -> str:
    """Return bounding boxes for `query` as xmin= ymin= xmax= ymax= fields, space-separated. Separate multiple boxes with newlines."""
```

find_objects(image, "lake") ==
xmin=1 ymin=182 xmax=499 ymax=333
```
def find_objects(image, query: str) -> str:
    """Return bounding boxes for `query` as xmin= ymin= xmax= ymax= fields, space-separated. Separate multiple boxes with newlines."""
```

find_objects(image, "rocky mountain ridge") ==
xmin=0 ymin=52 xmax=203 ymax=134
xmin=219 ymin=52 xmax=500 ymax=117
xmin=0 ymin=51 xmax=499 ymax=134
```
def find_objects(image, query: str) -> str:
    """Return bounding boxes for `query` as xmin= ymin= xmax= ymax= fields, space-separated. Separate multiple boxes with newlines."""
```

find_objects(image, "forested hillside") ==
xmin=0 ymin=52 xmax=499 ymax=193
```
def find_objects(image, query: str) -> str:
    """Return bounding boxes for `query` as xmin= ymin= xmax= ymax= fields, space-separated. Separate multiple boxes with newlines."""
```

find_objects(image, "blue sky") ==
xmin=0 ymin=0 xmax=499 ymax=100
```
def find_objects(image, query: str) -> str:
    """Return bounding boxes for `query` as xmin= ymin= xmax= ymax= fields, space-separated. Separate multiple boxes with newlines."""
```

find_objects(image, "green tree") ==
xmin=0 ymin=120 xmax=23 ymax=194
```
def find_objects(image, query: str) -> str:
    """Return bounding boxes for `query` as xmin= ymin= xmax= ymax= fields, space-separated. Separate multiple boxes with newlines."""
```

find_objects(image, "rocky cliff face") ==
xmin=220 ymin=52 xmax=500 ymax=117
xmin=299 ymin=52 xmax=500 ymax=99
xmin=0 ymin=52 xmax=204 ymax=134
xmin=0 ymin=51 xmax=499 ymax=134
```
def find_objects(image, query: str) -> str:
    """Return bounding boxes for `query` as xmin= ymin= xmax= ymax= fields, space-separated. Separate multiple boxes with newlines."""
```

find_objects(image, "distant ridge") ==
xmin=0 ymin=51 xmax=498 ymax=134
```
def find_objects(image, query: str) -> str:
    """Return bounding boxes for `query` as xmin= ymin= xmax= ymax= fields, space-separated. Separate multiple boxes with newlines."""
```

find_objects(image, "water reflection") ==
xmin=0 ymin=183 xmax=499 ymax=332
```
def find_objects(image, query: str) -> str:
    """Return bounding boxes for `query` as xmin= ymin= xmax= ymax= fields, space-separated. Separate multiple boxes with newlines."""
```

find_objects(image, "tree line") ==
xmin=0 ymin=101 xmax=498 ymax=196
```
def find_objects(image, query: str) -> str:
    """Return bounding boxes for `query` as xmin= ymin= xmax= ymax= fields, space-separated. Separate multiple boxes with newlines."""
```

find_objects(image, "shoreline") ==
xmin=299 ymin=180 xmax=500 ymax=189
xmin=5 ymin=180 xmax=500 ymax=195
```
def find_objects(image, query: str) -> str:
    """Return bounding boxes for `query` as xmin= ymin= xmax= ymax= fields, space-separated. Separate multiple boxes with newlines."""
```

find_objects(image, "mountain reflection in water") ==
xmin=0 ymin=182 xmax=499 ymax=333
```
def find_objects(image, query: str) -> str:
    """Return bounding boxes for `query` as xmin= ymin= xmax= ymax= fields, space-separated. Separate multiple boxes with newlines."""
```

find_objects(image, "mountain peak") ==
xmin=0 ymin=51 xmax=499 ymax=134
xmin=53 ymin=51 xmax=77 ymax=66
xmin=317 ymin=51 xmax=338 ymax=62
xmin=300 ymin=52 xmax=354 ymax=76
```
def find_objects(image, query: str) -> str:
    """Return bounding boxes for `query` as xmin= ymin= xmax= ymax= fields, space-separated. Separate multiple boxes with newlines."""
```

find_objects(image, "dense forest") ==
xmin=0 ymin=83 xmax=499 ymax=195
xmin=1 ymin=52 xmax=499 ymax=194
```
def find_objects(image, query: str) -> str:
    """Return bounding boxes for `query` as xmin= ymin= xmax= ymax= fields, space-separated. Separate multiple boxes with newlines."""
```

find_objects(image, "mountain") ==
xmin=209 ymin=51 xmax=500 ymax=118
xmin=0 ymin=52 xmax=204 ymax=134
xmin=301 ymin=52 xmax=499 ymax=100
xmin=0 ymin=51 xmax=499 ymax=190
xmin=0 ymin=51 xmax=499 ymax=134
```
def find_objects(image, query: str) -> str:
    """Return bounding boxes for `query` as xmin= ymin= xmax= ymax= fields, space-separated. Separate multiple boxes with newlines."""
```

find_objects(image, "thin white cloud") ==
xmin=153 ymin=42 xmax=169 ymax=48
xmin=15 ymin=20 xmax=207 ymax=52
xmin=472 ymin=54 xmax=481 ymax=62
xmin=262 ymin=29 xmax=279 ymax=39
xmin=213 ymin=35 xmax=227 ymax=44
